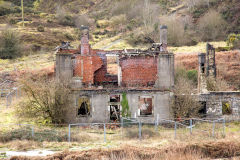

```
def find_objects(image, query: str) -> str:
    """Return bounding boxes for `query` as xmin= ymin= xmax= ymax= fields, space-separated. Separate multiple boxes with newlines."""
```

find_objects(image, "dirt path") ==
xmin=101 ymin=38 xmax=123 ymax=50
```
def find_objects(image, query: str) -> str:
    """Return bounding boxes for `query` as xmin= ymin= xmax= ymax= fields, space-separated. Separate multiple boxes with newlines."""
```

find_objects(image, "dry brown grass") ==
xmin=9 ymin=140 xmax=240 ymax=160
xmin=3 ymin=122 xmax=240 ymax=159
xmin=4 ymin=140 xmax=42 ymax=151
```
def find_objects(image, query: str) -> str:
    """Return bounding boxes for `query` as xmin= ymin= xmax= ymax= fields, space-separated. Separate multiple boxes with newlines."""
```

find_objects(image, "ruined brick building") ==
xmin=55 ymin=26 xmax=174 ymax=123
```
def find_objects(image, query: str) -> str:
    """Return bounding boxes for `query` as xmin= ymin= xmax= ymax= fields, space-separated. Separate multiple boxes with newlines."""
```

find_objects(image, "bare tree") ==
xmin=16 ymin=75 xmax=71 ymax=124
xmin=171 ymin=68 xmax=201 ymax=119
xmin=198 ymin=10 xmax=227 ymax=41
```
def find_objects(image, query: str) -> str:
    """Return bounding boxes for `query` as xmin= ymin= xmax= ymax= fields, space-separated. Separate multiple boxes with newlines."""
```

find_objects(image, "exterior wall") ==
xmin=73 ymin=55 xmax=103 ymax=84
xmin=94 ymin=52 xmax=118 ymax=84
xmin=65 ymin=91 xmax=172 ymax=123
xmin=127 ymin=92 xmax=171 ymax=122
xmin=55 ymin=27 xmax=175 ymax=123
xmin=120 ymin=56 xmax=158 ymax=87
xmin=65 ymin=93 xmax=109 ymax=123
xmin=55 ymin=54 xmax=73 ymax=81
xmin=200 ymin=92 xmax=240 ymax=119
xmin=155 ymin=54 xmax=174 ymax=90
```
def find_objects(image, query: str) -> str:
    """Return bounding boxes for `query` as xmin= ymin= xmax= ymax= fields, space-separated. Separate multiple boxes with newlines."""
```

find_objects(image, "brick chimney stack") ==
xmin=160 ymin=25 xmax=167 ymax=51
xmin=80 ymin=25 xmax=90 ymax=55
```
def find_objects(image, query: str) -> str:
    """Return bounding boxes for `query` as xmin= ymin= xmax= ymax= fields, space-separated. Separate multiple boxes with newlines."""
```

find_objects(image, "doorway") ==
xmin=109 ymin=95 xmax=121 ymax=122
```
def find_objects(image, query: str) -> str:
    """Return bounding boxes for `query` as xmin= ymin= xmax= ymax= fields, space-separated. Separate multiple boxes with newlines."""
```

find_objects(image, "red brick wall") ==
xmin=94 ymin=53 xmax=118 ymax=84
xmin=120 ymin=56 xmax=157 ymax=87
xmin=73 ymin=55 xmax=103 ymax=84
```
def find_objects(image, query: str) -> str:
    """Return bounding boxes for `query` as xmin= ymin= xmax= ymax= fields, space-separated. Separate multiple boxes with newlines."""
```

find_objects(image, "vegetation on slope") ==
xmin=0 ymin=0 xmax=239 ymax=49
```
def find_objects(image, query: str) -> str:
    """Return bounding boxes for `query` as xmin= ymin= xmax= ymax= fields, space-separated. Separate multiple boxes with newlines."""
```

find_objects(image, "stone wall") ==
xmin=199 ymin=92 xmax=240 ymax=119
xmin=65 ymin=90 xmax=172 ymax=123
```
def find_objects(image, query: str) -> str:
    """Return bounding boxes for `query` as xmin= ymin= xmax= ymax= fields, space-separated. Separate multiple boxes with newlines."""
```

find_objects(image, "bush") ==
xmin=126 ymin=29 xmax=154 ymax=46
xmin=7 ymin=0 xmax=35 ymax=8
xmin=110 ymin=14 xmax=127 ymax=28
xmin=175 ymin=67 xmax=198 ymax=86
xmin=111 ymin=0 xmax=135 ymax=17
xmin=16 ymin=76 xmax=71 ymax=124
xmin=75 ymin=15 xmax=93 ymax=28
xmin=0 ymin=29 xmax=22 ymax=59
xmin=64 ymin=33 xmax=74 ymax=41
xmin=227 ymin=33 xmax=240 ymax=49
xmin=198 ymin=10 xmax=227 ymax=41
xmin=215 ymin=46 xmax=231 ymax=52
xmin=172 ymin=67 xmax=201 ymax=118
xmin=58 ymin=15 xmax=75 ymax=26
xmin=121 ymin=93 xmax=131 ymax=117
xmin=96 ymin=19 xmax=110 ymax=28
xmin=0 ymin=2 xmax=21 ymax=16
xmin=206 ymin=77 xmax=230 ymax=91
xmin=8 ymin=18 xmax=18 ymax=25
xmin=187 ymin=70 xmax=198 ymax=85
xmin=159 ymin=15 xmax=197 ymax=46
xmin=37 ymin=25 xmax=44 ymax=32
xmin=56 ymin=7 xmax=75 ymax=26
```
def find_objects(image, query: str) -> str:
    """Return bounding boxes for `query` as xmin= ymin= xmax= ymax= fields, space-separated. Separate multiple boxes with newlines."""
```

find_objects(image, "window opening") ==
xmin=139 ymin=96 xmax=153 ymax=116
xmin=199 ymin=101 xmax=207 ymax=117
xmin=109 ymin=95 xmax=121 ymax=121
xmin=106 ymin=54 xmax=118 ymax=75
xmin=222 ymin=101 xmax=232 ymax=115
xmin=77 ymin=97 xmax=90 ymax=116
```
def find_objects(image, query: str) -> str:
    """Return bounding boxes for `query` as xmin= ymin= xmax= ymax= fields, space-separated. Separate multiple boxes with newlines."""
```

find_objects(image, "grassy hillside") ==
xmin=0 ymin=0 xmax=239 ymax=89
xmin=0 ymin=0 xmax=239 ymax=49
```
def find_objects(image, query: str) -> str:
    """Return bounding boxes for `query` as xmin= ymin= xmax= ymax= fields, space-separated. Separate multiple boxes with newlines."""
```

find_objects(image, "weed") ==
xmin=37 ymin=25 xmax=44 ymax=32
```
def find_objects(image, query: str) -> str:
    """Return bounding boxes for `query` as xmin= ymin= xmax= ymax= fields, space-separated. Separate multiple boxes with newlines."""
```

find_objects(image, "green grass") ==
xmin=169 ymin=41 xmax=227 ymax=54
xmin=0 ymin=108 xmax=239 ymax=152
xmin=0 ymin=108 xmax=18 ymax=124
xmin=0 ymin=52 xmax=54 ymax=73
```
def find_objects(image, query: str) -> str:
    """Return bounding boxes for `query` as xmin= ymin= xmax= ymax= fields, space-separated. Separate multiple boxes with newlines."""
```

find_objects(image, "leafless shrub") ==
xmin=198 ymin=10 xmax=227 ymax=41
xmin=56 ymin=7 xmax=75 ymax=26
xmin=142 ymin=0 xmax=159 ymax=29
xmin=111 ymin=0 xmax=136 ymax=18
xmin=109 ymin=14 xmax=127 ymax=30
xmin=206 ymin=77 xmax=231 ymax=91
xmin=160 ymin=15 xmax=197 ymax=46
xmin=75 ymin=14 xmax=94 ymax=28
xmin=126 ymin=27 xmax=154 ymax=46
xmin=171 ymin=67 xmax=201 ymax=118
xmin=16 ymin=75 xmax=71 ymax=124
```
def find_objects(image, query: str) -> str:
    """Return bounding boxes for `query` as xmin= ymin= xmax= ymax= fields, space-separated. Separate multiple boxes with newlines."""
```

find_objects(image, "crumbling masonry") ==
xmin=198 ymin=43 xmax=240 ymax=120
xmin=55 ymin=26 xmax=174 ymax=123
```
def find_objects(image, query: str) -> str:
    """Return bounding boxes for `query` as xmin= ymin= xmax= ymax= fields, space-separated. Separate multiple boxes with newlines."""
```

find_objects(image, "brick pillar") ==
xmin=80 ymin=26 xmax=90 ymax=55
